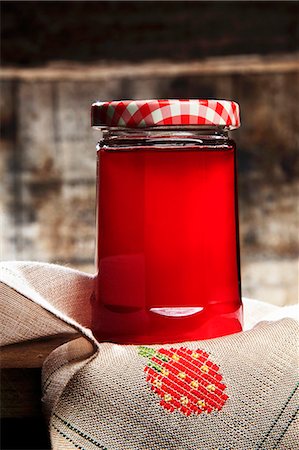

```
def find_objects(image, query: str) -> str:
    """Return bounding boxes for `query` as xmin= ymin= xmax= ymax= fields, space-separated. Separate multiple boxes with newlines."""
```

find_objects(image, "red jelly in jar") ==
xmin=91 ymin=99 xmax=242 ymax=344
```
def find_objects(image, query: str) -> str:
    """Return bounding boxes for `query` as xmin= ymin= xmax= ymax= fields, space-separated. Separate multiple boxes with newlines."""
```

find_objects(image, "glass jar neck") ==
xmin=98 ymin=126 xmax=231 ymax=149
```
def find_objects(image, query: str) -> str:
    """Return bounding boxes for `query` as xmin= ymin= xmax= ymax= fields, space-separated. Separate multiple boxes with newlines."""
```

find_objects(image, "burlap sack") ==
xmin=0 ymin=262 xmax=298 ymax=450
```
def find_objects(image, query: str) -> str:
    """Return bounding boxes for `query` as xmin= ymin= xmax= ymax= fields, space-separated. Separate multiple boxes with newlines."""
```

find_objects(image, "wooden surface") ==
xmin=1 ymin=369 xmax=43 ymax=418
xmin=1 ymin=368 xmax=51 ymax=448
xmin=1 ymin=334 xmax=80 ymax=421
xmin=0 ymin=333 xmax=80 ymax=369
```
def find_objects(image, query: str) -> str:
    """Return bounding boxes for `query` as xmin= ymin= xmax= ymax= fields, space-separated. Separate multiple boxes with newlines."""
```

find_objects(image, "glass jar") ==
xmin=91 ymin=99 xmax=242 ymax=344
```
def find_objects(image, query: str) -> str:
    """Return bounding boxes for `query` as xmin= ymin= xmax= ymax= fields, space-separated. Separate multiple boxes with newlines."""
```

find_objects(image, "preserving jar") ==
xmin=91 ymin=99 xmax=242 ymax=344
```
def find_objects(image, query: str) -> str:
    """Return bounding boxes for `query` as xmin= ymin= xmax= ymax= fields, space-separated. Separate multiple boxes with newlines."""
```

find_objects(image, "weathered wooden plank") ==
xmin=0 ymin=80 xmax=19 ymax=258
xmin=1 ymin=334 xmax=80 ymax=369
xmin=1 ymin=55 xmax=299 ymax=80
xmin=18 ymin=81 xmax=58 ymax=175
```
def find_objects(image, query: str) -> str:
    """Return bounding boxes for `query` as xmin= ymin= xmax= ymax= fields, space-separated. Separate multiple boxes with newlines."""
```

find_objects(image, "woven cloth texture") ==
xmin=0 ymin=261 xmax=298 ymax=450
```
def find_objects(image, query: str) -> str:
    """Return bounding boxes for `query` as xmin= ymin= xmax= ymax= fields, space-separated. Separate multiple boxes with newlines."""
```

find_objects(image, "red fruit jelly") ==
xmin=91 ymin=100 xmax=242 ymax=344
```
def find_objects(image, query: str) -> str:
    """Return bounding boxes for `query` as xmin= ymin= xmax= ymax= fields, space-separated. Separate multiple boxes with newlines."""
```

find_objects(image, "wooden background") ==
xmin=1 ymin=55 xmax=298 ymax=306
xmin=1 ymin=1 xmax=298 ymax=306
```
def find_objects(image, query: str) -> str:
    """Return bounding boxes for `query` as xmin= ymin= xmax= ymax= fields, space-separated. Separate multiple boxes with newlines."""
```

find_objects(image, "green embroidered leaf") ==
xmin=148 ymin=361 xmax=163 ymax=372
xmin=155 ymin=352 xmax=169 ymax=362
xmin=138 ymin=346 xmax=169 ymax=362
xmin=138 ymin=346 xmax=156 ymax=359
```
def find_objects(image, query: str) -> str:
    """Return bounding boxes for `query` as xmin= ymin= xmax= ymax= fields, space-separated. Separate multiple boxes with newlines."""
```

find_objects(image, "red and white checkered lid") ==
xmin=91 ymin=99 xmax=240 ymax=129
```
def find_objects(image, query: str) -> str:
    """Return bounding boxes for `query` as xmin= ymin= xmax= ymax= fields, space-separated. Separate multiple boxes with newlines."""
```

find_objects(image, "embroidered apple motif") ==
xmin=138 ymin=346 xmax=228 ymax=416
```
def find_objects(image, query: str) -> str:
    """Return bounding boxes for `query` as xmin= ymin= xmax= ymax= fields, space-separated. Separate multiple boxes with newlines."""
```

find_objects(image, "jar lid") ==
xmin=91 ymin=99 xmax=240 ymax=129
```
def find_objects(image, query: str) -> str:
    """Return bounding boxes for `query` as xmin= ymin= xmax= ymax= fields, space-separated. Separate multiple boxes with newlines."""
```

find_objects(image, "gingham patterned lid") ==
xmin=91 ymin=99 xmax=240 ymax=129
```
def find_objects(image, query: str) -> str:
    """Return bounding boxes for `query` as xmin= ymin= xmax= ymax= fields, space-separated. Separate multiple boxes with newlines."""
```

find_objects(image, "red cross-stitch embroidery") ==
xmin=138 ymin=346 xmax=228 ymax=416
